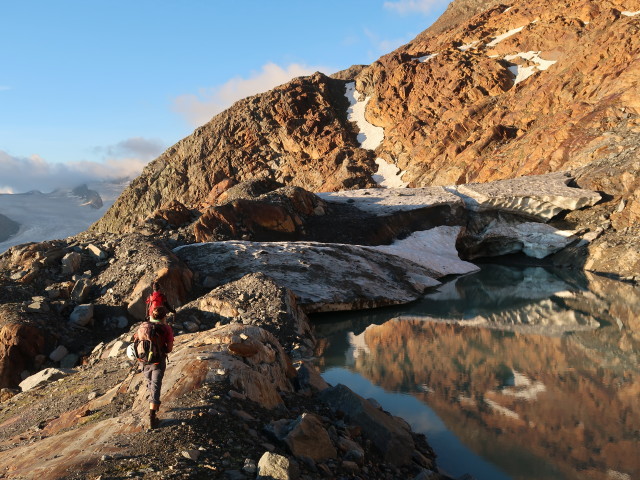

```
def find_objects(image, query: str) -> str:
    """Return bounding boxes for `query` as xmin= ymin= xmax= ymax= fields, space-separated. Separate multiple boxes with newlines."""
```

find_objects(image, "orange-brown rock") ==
xmin=0 ymin=322 xmax=45 ymax=389
xmin=204 ymin=177 xmax=238 ymax=207
xmin=193 ymin=186 xmax=327 ymax=243
xmin=92 ymin=72 xmax=376 ymax=234
xmin=146 ymin=199 xmax=193 ymax=228
xmin=228 ymin=342 xmax=260 ymax=357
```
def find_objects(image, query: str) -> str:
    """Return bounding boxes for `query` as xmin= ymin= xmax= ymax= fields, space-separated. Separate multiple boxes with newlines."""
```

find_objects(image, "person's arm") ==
xmin=161 ymin=293 xmax=176 ymax=314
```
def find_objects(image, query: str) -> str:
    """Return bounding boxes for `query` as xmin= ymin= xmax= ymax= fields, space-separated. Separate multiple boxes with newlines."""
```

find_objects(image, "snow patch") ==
xmin=622 ymin=10 xmax=640 ymax=16
xmin=484 ymin=398 xmax=520 ymax=419
xmin=417 ymin=53 xmax=438 ymax=62
xmin=373 ymin=227 xmax=479 ymax=276
xmin=507 ymin=64 xmax=539 ymax=85
xmin=372 ymin=158 xmax=408 ymax=188
xmin=486 ymin=25 xmax=526 ymax=47
xmin=346 ymin=330 xmax=372 ymax=365
xmin=344 ymin=82 xmax=384 ymax=150
xmin=458 ymin=41 xmax=479 ymax=52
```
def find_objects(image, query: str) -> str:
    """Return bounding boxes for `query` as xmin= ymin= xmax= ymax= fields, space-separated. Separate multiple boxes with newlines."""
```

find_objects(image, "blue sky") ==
xmin=0 ymin=0 xmax=449 ymax=193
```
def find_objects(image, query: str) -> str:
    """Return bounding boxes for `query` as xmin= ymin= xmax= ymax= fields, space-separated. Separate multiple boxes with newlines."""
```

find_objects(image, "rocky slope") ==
xmin=90 ymin=0 xmax=640 ymax=276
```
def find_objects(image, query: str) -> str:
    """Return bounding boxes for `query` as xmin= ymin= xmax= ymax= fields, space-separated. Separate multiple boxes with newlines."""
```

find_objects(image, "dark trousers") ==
xmin=143 ymin=361 xmax=166 ymax=405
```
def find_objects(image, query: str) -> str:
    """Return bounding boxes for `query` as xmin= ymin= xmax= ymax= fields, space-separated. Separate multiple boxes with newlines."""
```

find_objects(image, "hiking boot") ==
xmin=148 ymin=410 xmax=159 ymax=429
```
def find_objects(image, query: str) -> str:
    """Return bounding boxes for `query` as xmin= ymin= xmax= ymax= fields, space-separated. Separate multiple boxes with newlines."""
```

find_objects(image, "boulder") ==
xmin=319 ymin=384 xmax=416 ymax=466
xmin=61 ymin=252 xmax=82 ymax=274
xmin=204 ymin=177 xmax=238 ymax=206
xmin=283 ymin=413 xmax=337 ymax=461
xmin=49 ymin=345 xmax=69 ymax=362
xmin=0 ymin=322 xmax=46 ymax=389
xmin=146 ymin=199 xmax=193 ymax=228
xmin=195 ymin=272 xmax=314 ymax=351
xmin=85 ymin=244 xmax=108 ymax=260
xmin=71 ymin=278 xmax=92 ymax=302
xmin=454 ymin=173 xmax=601 ymax=221
xmin=176 ymin=230 xmax=474 ymax=312
xmin=19 ymin=367 xmax=75 ymax=392
xmin=125 ymin=246 xmax=193 ymax=320
xmin=257 ymin=452 xmax=300 ymax=480
xmin=69 ymin=304 xmax=94 ymax=326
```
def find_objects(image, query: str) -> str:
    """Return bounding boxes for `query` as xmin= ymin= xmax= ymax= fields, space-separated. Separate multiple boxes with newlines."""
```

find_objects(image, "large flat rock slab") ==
xmin=175 ymin=228 xmax=476 ymax=312
xmin=454 ymin=172 xmax=602 ymax=220
xmin=318 ymin=173 xmax=601 ymax=221
xmin=317 ymin=185 xmax=462 ymax=215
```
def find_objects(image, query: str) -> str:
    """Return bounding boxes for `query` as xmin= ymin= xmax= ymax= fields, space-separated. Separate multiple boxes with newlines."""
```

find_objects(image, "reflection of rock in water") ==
xmin=401 ymin=297 xmax=599 ymax=336
xmin=347 ymin=320 xmax=640 ymax=480
xmin=397 ymin=264 xmax=599 ymax=335
xmin=316 ymin=266 xmax=640 ymax=480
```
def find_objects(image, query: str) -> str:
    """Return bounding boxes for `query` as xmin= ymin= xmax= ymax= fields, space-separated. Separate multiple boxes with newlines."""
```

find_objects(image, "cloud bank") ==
xmin=383 ymin=0 xmax=449 ymax=14
xmin=0 ymin=137 xmax=164 ymax=194
xmin=173 ymin=62 xmax=325 ymax=127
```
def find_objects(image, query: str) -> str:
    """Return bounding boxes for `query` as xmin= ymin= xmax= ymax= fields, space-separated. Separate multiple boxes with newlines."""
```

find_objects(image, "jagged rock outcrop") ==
xmin=193 ymin=185 xmax=328 ymax=243
xmin=91 ymin=72 xmax=376 ymax=234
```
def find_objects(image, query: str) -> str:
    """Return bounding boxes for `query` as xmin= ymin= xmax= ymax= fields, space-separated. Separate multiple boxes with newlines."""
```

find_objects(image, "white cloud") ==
xmin=0 ymin=138 xmax=162 ymax=194
xmin=173 ymin=62 xmax=325 ymax=127
xmin=93 ymin=137 xmax=165 ymax=161
xmin=383 ymin=0 xmax=449 ymax=15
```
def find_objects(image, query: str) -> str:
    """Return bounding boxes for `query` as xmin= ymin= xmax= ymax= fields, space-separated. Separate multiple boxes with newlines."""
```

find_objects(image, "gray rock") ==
xmin=49 ymin=345 xmax=69 ymax=362
xmin=69 ymin=304 xmax=94 ymax=326
xmin=183 ymin=320 xmax=199 ymax=332
xmin=10 ymin=271 xmax=27 ymax=280
xmin=27 ymin=300 xmax=50 ymax=313
xmin=319 ymin=384 xmax=415 ymax=466
xmin=181 ymin=450 xmax=200 ymax=461
xmin=45 ymin=286 xmax=61 ymax=299
xmin=86 ymin=244 xmax=108 ymax=260
xmin=283 ymin=413 xmax=337 ymax=461
xmin=61 ymin=252 xmax=82 ymax=274
xmin=108 ymin=341 xmax=127 ymax=358
xmin=257 ymin=452 xmax=300 ymax=480
xmin=71 ymin=278 xmax=92 ymax=302
xmin=19 ymin=368 xmax=75 ymax=392
xmin=175 ymin=235 xmax=458 ymax=313
xmin=60 ymin=354 xmax=79 ymax=368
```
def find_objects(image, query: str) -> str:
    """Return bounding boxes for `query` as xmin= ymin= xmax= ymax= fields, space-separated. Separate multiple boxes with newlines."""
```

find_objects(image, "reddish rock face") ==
xmin=0 ymin=323 xmax=45 ymax=389
xmin=146 ymin=200 xmax=193 ymax=228
xmin=204 ymin=177 xmax=238 ymax=207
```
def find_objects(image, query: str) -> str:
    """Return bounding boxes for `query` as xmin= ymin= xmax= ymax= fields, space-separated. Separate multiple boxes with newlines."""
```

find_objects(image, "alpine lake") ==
xmin=314 ymin=263 xmax=640 ymax=480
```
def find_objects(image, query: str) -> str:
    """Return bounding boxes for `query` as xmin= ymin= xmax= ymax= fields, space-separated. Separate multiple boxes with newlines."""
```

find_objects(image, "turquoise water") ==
xmin=315 ymin=265 xmax=640 ymax=480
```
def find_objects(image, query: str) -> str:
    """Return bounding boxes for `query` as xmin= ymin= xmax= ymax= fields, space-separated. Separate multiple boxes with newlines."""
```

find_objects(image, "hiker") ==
xmin=133 ymin=305 xmax=174 ymax=429
xmin=145 ymin=281 xmax=176 ymax=320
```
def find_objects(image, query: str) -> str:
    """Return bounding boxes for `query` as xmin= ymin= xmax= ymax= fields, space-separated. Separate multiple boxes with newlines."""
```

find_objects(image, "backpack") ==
xmin=134 ymin=322 xmax=166 ymax=364
xmin=146 ymin=291 xmax=165 ymax=319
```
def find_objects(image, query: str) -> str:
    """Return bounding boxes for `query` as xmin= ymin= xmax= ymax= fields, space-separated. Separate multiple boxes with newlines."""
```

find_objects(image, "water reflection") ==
xmin=315 ymin=265 xmax=640 ymax=480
